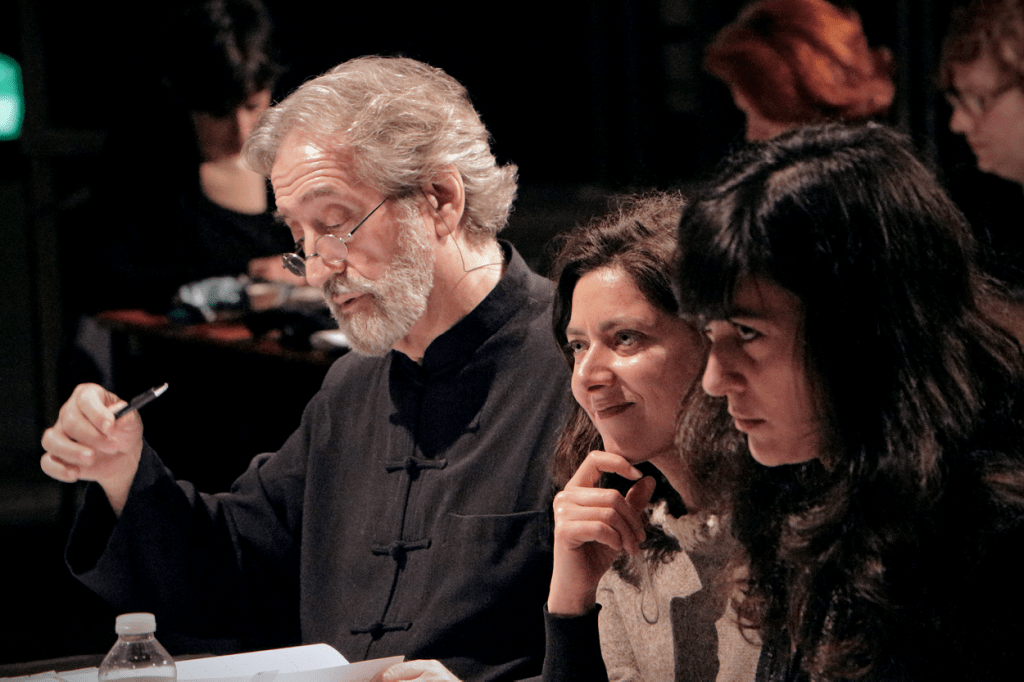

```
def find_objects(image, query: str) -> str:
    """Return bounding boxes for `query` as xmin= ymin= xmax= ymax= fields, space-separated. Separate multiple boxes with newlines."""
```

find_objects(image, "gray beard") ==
xmin=321 ymin=218 xmax=434 ymax=356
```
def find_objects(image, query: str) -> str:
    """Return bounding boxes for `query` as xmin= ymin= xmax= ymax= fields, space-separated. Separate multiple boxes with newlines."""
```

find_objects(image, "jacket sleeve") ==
xmin=540 ymin=605 xmax=609 ymax=682
xmin=65 ymin=418 xmax=311 ymax=649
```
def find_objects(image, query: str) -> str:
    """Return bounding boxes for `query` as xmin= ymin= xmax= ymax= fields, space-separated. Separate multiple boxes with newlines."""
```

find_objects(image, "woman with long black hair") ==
xmin=673 ymin=122 xmax=1024 ymax=680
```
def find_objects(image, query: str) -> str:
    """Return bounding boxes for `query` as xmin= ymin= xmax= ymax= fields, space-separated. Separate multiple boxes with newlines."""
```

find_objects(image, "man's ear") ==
xmin=422 ymin=167 xmax=465 ymax=239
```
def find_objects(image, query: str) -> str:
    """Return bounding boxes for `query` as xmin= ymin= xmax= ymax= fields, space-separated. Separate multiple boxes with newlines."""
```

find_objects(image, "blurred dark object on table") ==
xmin=95 ymin=307 xmax=336 ymax=492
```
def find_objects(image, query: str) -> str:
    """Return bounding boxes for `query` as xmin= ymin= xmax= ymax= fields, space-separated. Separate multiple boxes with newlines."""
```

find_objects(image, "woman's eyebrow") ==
xmin=565 ymin=316 xmax=647 ymax=338
xmin=706 ymin=305 xmax=767 ymax=321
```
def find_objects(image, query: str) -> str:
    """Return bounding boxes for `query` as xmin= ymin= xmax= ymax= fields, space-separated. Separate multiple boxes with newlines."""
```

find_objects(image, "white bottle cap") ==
xmin=114 ymin=612 xmax=157 ymax=635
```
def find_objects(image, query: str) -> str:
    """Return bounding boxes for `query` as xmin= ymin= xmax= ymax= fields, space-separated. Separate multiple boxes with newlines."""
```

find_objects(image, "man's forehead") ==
xmin=270 ymin=131 xmax=359 ymax=194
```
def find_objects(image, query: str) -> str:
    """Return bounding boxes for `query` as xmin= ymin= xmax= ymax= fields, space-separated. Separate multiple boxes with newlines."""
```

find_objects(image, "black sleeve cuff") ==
xmin=540 ymin=603 xmax=608 ymax=682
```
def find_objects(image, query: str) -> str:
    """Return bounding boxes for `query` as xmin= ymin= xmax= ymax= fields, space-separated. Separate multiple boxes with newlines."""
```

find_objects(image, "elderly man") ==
xmin=941 ymin=0 xmax=1024 ymax=189
xmin=41 ymin=57 xmax=570 ymax=681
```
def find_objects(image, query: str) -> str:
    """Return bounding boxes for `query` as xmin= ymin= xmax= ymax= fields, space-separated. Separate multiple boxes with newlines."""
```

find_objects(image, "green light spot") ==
xmin=0 ymin=54 xmax=24 ymax=141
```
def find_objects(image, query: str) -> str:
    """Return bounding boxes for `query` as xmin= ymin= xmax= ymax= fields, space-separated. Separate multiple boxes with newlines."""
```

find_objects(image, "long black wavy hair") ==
xmin=673 ymin=123 xmax=1024 ymax=679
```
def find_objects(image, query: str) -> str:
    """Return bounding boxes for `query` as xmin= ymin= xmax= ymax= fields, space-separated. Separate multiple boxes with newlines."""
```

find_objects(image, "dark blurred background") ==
xmin=0 ymin=0 xmax=1015 ymax=666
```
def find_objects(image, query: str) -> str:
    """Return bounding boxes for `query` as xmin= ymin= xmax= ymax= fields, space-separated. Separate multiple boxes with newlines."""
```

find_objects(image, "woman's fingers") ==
xmin=553 ymin=485 xmax=649 ymax=555
xmin=566 ymin=450 xmax=643 ymax=489
xmin=625 ymin=475 xmax=657 ymax=512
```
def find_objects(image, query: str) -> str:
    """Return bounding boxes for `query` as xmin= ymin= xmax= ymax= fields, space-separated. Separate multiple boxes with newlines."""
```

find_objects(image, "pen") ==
xmin=114 ymin=383 xmax=169 ymax=419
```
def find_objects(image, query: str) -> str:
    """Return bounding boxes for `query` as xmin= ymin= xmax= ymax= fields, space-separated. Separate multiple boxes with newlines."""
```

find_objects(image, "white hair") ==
xmin=244 ymin=56 xmax=517 ymax=241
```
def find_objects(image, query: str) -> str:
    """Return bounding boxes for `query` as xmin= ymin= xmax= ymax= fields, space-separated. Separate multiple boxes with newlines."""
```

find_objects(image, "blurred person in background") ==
xmin=940 ymin=0 xmax=1024 ymax=303
xmin=65 ymin=0 xmax=295 ymax=321
xmin=704 ymin=0 xmax=894 ymax=141
xmin=941 ymin=0 xmax=1024 ymax=190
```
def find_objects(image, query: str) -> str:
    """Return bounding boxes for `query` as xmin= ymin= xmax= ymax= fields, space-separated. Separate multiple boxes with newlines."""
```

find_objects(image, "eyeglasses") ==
xmin=281 ymin=197 xmax=388 ymax=278
xmin=944 ymin=80 xmax=1019 ymax=120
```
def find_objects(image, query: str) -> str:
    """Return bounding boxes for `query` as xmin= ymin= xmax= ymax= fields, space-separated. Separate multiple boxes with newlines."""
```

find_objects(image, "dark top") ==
xmin=946 ymin=166 xmax=1024 ymax=296
xmin=66 ymin=244 xmax=573 ymax=680
xmin=541 ymin=606 xmax=607 ymax=682
xmin=754 ymin=451 xmax=1024 ymax=682
xmin=62 ymin=91 xmax=292 ymax=316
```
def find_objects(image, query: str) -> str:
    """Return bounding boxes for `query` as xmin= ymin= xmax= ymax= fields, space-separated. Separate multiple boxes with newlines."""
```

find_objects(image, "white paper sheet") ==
xmin=3 ymin=645 xmax=403 ymax=682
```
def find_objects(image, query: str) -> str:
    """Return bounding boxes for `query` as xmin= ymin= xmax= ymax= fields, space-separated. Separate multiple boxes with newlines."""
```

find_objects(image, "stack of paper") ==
xmin=3 ymin=644 xmax=403 ymax=682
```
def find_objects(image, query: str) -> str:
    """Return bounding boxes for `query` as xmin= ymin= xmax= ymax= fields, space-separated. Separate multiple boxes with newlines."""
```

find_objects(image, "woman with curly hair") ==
xmin=673 ymin=122 xmax=1024 ymax=680
xmin=541 ymin=192 xmax=761 ymax=681
xmin=704 ymin=0 xmax=894 ymax=141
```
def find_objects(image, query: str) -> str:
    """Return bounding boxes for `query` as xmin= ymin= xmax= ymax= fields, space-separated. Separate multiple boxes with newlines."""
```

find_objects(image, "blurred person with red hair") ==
xmin=704 ymin=0 xmax=895 ymax=141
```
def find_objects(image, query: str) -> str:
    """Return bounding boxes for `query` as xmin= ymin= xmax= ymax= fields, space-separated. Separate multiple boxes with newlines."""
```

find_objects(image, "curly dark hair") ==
xmin=673 ymin=122 xmax=1024 ymax=679
xmin=549 ymin=191 xmax=753 ymax=580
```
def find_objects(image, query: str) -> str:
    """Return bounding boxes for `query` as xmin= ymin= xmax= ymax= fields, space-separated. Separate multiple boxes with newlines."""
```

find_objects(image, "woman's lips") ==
xmin=731 ymin=414 xmax=765 ymax=432
xmin=594 ymin=402 xmax=632 ymax=419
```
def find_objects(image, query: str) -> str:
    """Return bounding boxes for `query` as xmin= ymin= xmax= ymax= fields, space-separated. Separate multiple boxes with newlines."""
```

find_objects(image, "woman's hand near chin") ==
xmin=547 ymin=450 xmax=656 ymax=615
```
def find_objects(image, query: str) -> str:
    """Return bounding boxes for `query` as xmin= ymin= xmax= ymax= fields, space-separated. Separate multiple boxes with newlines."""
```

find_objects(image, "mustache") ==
xmin=323 ymin=273 xmax=376 ymax=299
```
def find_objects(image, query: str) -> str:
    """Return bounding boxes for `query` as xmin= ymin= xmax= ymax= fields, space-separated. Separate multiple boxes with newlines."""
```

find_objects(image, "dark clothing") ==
xmin=946 ymin=166 xmax=1024 ymax=296
xmin=541 ymin=606 xmax=607 ymax=682
xmin=67 ymin=178 xmax=291 ymax=315
xmin=754 ymin=451 xmax=1024 ymax=682
xmin=106 ymin=184 xmax=289 ymax=311
xmin=67 ymin=245 xmax=572 ymax=680
xmin=63 ymin=87 xmax=292 ymax=317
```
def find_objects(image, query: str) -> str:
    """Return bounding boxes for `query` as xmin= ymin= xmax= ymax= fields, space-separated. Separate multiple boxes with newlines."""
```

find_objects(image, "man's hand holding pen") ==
xmin=40 ymin=383 xmax=158 ymax=516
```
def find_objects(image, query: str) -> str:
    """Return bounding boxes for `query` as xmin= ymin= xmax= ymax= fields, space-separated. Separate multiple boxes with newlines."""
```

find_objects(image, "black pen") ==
xmin=114 ymin=383 xmax=169 ymax=419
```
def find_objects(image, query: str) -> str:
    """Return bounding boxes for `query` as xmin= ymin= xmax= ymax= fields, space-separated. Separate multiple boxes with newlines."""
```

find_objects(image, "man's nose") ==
xmin=303 ymin=251 xmax=346 ymax=288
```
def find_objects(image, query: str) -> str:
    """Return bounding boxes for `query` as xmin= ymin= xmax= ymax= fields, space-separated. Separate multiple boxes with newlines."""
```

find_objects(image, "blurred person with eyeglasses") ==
xmin=41 ymin=56 xmax=572 ymax=681
xmin=940 ymin=0 xmax=1024 ymax=342
xmin=941 ymin=0 xmax=1024 ymax=188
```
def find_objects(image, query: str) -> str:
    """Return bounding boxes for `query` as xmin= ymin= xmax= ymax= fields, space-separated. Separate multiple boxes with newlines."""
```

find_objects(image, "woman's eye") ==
xmin=734 ymin=323 xmax=759 ymax=341
xmin=615 ymin=331 xmax=640 ymax=347
xmin=567 ymin=340 xmax=586 ymax=354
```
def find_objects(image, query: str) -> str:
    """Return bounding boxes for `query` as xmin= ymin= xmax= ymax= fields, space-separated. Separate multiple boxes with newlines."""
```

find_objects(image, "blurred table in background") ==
xmin=95 ymin=309 xmax=339 ymax=492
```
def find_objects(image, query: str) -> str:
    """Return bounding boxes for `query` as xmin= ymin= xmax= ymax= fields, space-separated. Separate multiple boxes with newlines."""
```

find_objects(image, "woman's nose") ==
xmin=948 ymin=105 xmax=973 ymax=136
xmin=575 ymin=345 xmax=614 ymax=390
xmin=702 ymin=345 xmax=742 ymax=397
xmin=238 ymin=108 xmax=262 ymax=145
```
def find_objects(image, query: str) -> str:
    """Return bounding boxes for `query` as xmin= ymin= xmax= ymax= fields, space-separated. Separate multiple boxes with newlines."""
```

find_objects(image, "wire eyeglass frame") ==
xmin=281 ymin=197 xmax=389 ymax=278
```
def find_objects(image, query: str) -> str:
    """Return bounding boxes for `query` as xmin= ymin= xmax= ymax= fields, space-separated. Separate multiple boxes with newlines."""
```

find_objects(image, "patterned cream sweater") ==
xmin=596 ymin=504 xmax=761 ymax=681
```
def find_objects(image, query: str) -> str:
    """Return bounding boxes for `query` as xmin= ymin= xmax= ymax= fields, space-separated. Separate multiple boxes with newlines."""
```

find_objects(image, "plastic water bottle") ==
xmin=97 ymin=613 xmax=177 ymax=682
